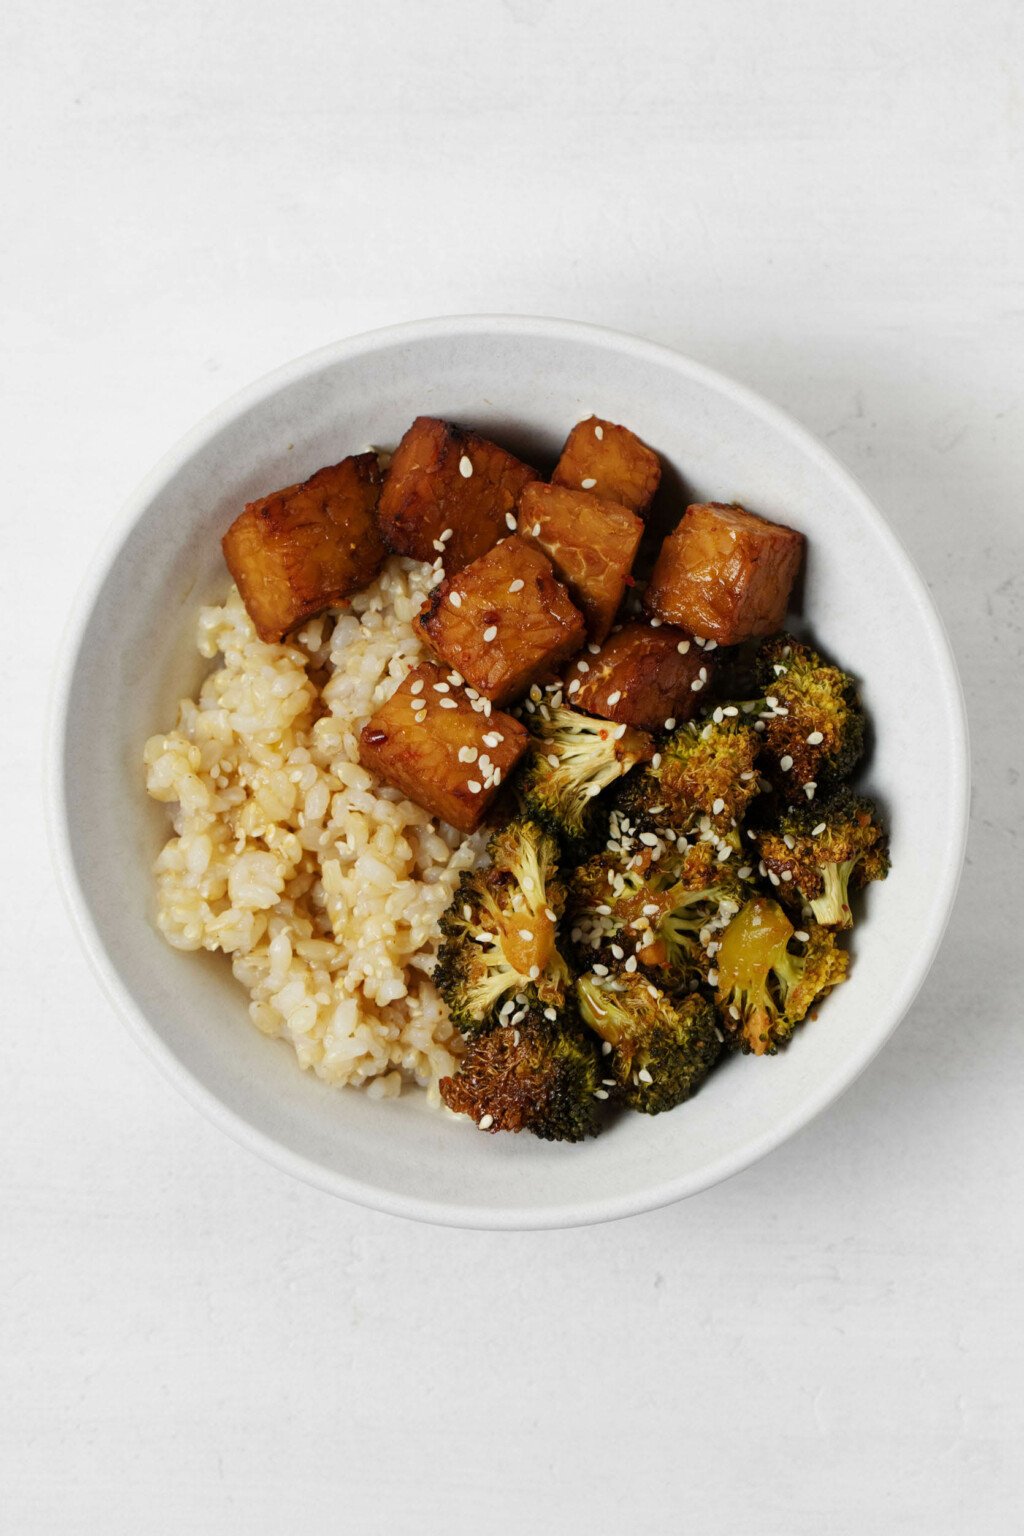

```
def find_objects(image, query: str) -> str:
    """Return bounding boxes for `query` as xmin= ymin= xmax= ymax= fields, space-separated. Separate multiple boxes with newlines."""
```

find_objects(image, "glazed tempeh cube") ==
xmin=644 ymin=502 xmax=804 ymax=646
xmin=417 ymin=536 xmax=586 ymax=706
xmin=222 ymin=453 xmax=385 ymax=643
xmin=378 ymin=416 xmax=537 ymax=572
xmin=552 ymin=416 xmax=661 ymax=517
xmin=518 ymin=481 xmax=643 ymax=643
xmin=358 ymin=662 xmax=528 ymax=834
xmin=568 ymin=621 xmax=710 ymax=731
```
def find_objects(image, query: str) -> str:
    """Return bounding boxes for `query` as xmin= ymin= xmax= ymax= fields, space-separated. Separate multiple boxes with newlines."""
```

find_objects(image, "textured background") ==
xmin=3 ymin=1 xmax=1021 ymax=1530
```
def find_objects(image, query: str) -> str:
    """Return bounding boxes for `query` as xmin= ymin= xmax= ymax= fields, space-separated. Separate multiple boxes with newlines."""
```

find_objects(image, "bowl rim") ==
xmin=46 ymin=313 xmax=971 ymax=1230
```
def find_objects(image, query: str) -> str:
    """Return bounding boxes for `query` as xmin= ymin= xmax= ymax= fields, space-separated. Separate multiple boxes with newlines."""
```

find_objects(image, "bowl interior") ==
xmin=54 ymin=319 xmax=967 ymax=1227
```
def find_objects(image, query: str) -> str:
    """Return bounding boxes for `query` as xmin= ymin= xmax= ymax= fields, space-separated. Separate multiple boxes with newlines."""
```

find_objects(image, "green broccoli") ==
xmin=713 ymin=895 xmax=849 ymax=1054
xmin=516 ymin=704 xmax=654 ymax=854
xmin=752 ymin=635 xmax=865 ymax=802
xmin=434 ymin=818 xmax=571 ymax=1033
xmin=754 ymin=786 xmax=890 ymax=928
xmin=567 ymin=840 xmax=747 ymax=988
xmin=439 ymin=1012 xmax=603 ymax=1141
xmin=613 ymin=714 xmax=763 ymax=851
xmin=576 ymin=969 xmax=721 ymax=1114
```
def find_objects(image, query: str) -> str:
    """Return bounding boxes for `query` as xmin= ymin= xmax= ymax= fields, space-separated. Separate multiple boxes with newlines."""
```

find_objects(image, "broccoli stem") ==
xmin=809 ymin=859 xmax=855 ymax=928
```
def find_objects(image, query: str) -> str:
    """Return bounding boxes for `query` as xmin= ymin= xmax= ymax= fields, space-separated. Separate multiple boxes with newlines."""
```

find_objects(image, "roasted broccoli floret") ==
xmin=613 ymin=711 xmax=762 ymax=844
xmin=567 ymin=841 xmax=746 ymax=987
xmin=434 ymin=818 xmax=571 ymax=1032
xmin=576 ymin=970 xmax=721 ymax=1114
xmin=752 ymin=635 xmax=865 ymax=801
xmin=713 ymin=895 xmax=848 ymax=1054
xmin=439 ymin=1013 xmax=602 ymax=1141
xmin=754 ymin=787 xmax=889 ymax=928
xmin=516 ymin=703 xmax=653 ymax=854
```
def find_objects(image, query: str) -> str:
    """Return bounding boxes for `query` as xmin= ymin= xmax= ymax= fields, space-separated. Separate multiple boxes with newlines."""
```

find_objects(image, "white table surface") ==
xmin=3 ymin=1 xmax=1021 ymax=1530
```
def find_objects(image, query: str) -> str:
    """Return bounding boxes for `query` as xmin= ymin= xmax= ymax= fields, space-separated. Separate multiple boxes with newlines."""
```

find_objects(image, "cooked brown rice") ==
xmin=143 ymin=555 xmax=485 ymax=1101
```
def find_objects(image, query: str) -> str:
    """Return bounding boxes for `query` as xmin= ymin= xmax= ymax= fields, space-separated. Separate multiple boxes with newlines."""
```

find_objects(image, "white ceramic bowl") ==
xmin=49 ymin=316 xmax=968 ymax=1229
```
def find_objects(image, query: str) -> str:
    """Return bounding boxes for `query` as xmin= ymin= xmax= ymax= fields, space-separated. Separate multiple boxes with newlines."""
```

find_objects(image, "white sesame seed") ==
xmin=508 ymin=578 xmax=524 ymax=593
xmin=576 ymin=659 xmax=589 ymax=673
xmin=601 ymin=1041 xmax=612 ymax=1055
xmin=712 ymin=797 xmax=726 ymax=815
xmin=547 ymin=753 xmax=560 ymax=767
xmin=807 ymin=730 xmax=824 ymax=745
xmin=467 ymin=780 xmax=482 ymax=794
xmin=690 ymin=678 xmax=704 ymax=691
xmin=477 ymin=1113 xmax=494 ymax=1129
xmin=432 ymin=538 xmax=445 ymax=553
xmin=795 ymin=929 xmax=810 ymax=942
xmin=482 ymin=733 xmax=499 ymax=747
xmin=409 ymin=679 xmax=424 ymax=695
xmin=664 ymin=717 xmax=676 ymax=730
xmin=625 ymin=956 xmax=637 ymax=973
xmin=505 ymin=512 xmax=517 ymax=531
xmin=651 ymin=753 xmax=662 ymax=768
xmin=729 ymin=1004 xmax=740 ymax=1021
xmin=779 ymin=754 xmax=794 ymax=771
xmin=707 ymin=969 xmax=719 ymax=986
xmin=610 ymin=944 xmax=625 ymax=960
xmin=592 ymin=963 xmax=609 ymax=976
xmin=483 ymin=625 xmax=498 ymax=642
xmin=433 ymin=681 xmax=450 ymax=692
xmin=812 ymin=822 xmax=827 ymax=836
xmin=639 ymin=832 xmax=659 ymax=847
xmin=594 ymin=424 xmax=604 ymax=440
xmin=544 ymin=907 xmax=557 ymax=922
xmin=587 ymin=642 xmax=601 ymax=654
xmin=676 ymin=639 xmax=690 ymax=654
xmin=781 ymin=869 xmax=793 ymax=881
xmin=528 ymin=965 xmax=540 ymax=980
xmin=713 ymin=707 xmax=724 ymax=724
xmin=449 ymin=591 xmax=462 ymax=608
xmin=459 ymin=455 xmax=473 ymax=478
xmin=593 ymin=1089 xmax=609 ymax=1100
xmin=768 ymin=869 xmax=781 ymax=885
xmin=704 ymin=640 xmax=718 ymax=652
xmin=567 ymin=679 xmax=581 ymax=694
xmin=638 ymin=1068 xmax=653 ymax=1084
xmin=804 ymin=782 xmax=817 ymax=800
xmin=737 ymin=865 xmax=752 ymax=880
xmin=532 ymin=522 xmax=541 ymax=536
xmin=581 ymin=477 xmax=597 ymax=489
xmin=512 ymin=1030 xmax=521 ymax=1046
xmin=606 ymin=689 xmax=622 ymax=705
xmin=544 ymin=1007 xmax=557 ymax=1022
xmin=584 ymin=782 xmax=602 ymax=797
xmin=439 ymin=697 xmax=458 ymax=709
xmin=649 ymin=616 xmax=662 ymax=628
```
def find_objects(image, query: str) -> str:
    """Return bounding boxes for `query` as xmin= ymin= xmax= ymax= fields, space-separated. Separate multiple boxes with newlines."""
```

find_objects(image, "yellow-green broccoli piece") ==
xmin=576 ymin=969 xmax=721 ymax=1115
xmin=713 ymin=895 xmax=849 ymax=1054
xmin=752 ymin=634 xmax=865 ymax=801
xmin=435 ymin=818 xmax=570 ymax=1033
xmin=754 ymin=786 xmax=890 ymax=928
xmin=516 ymin=703 xmax=653 ymax=854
